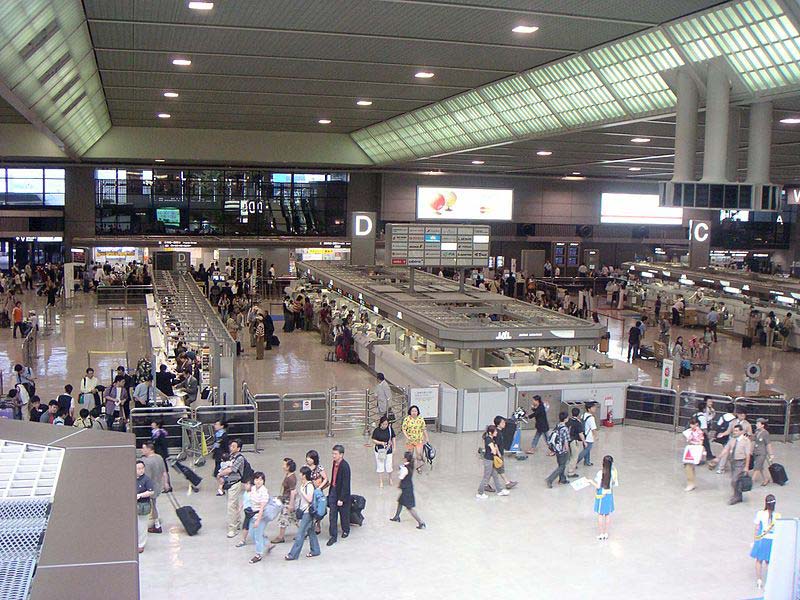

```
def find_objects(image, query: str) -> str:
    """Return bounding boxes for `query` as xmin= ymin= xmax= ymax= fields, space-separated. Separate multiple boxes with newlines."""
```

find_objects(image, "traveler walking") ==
xmin=271 ymin=458 xmax=298 ymax=544
xmin=135 ymin=461 xmax=155 ymax=553
xmin=374 ymin=372 xmax=392 ymax=418
xmin=750 ymin=419 xmax=775 ymax=487
xmin=710 ymin=425 xmax=752 ymax=505
xmin=485 ymin=416 xmax=518 ymax=492
xmin=695 ymin=398 xmax=716 ymax=461
xmin=326 ymin=445 xmax=351 ymax=546
xmin=401 ymin=405 xmax=428 ymax=471
xmin=751 ymin=494 xmax=779 ymax=589
xmin=525 ymin=395 xmax=549 ymax=454
xmin=255 ymin=315 xmax=265 ymax=359
xmin=248 ymin=472 xmax=274 ymax=564
xmin=211 ymin=420 xmax=229 ymax=478
xmin=545 ymin=412 xmax=571 ymax=488
xmin=627 ymin=320 xmax=642 ymax=361
xmin=566 ymin=407 xmax=585 ymax=477
xmin=234 ymin=479 xmax=254 ymax=548
xmin=285 ymin=467 xmax=321 ymax=560
xmin=140 ymin=442 xmax=168 ymax=534
xmin=371 ymin=416 xmax=396 ymax=488
xmin=682 ymin=418 xmax=704 ymax=492
xmin=305 ymin=450 xmax=328 ymax=535
xmin=476 ymin=424 xmax=507 ymax=499
xmin=576 ymin=402 xmax=599 ymax=466
xmin=389 ymin=451 xmax=426 ymax=529
xmin=592 ymin=455 xmax=618 ymax=540
xmin=219 ymin=439 xmax=247 ymax=537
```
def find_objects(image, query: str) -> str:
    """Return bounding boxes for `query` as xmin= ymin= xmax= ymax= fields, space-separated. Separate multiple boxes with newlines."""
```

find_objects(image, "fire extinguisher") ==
xmin=603 ymin=408 xmax=614 ymax=428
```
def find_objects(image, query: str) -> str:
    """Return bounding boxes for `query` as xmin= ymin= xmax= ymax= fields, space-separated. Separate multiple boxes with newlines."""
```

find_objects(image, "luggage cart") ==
xmin=177 ymin=417 xmax=211 ymax=466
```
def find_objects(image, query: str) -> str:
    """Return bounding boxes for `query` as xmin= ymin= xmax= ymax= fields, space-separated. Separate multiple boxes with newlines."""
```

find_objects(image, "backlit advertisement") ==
xmin=416 ymin=186 xmax=513 ymax=221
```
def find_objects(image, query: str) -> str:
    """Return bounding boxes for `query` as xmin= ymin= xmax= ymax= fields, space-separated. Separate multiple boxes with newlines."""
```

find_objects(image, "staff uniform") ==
xmin=593 ymin=468 xmax=619 ymax=515
xmin=750 ymin=509 xmax=780 ymax=562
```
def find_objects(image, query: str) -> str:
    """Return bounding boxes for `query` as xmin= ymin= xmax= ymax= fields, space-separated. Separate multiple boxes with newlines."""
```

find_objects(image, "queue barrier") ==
xmin=623 ymin=385 xmax=678 ymax=430
xmin=790 ymin=398 xmax=800 ymax=439
xmin=734 ymin=397 xmax=793 ymax=442
xmin=283 ymin=392 xmax=328 ymax=435
xmin=195 ymin=405 xmax=256 ymax=450
xmin=327 ymin=388 xmax=370 ymax=436
xmin=130 ymin=406 xmax=191 ymax=453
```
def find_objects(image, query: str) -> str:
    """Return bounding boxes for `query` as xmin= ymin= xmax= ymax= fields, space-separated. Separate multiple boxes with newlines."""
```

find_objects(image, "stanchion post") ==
xmin=278 ymin=393 xmax=285 ymax=441
xmin=783 ymin=399 xmax=792 ymax=443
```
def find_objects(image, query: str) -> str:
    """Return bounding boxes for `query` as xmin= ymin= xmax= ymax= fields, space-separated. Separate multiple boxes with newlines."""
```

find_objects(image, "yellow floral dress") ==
xmin=402 ymin=415 xmax=426 ymax=448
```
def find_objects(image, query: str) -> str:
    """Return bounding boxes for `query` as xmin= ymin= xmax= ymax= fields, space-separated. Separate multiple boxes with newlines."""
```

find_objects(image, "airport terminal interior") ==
xmin=2 ymin=1 xmax=800 ymax=599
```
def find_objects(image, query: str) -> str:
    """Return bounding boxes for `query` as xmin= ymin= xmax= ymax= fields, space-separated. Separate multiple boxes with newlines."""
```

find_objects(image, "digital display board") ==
xmin=417 ymin=186 xmax=513 ymax=221
xmin=386 ymin=223 xmax=490 ymax=267
xmin=601 ymin=193 xmax=683 ymax=225
xmin=156 ymin=207 xmax=181 ymax=227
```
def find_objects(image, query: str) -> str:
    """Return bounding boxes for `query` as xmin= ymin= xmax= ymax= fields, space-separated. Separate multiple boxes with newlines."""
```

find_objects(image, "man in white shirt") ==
xmin=576 ymin=402 xmax=599 ymax=467
xmin=374 ymin=373 xmax=392 ymax=418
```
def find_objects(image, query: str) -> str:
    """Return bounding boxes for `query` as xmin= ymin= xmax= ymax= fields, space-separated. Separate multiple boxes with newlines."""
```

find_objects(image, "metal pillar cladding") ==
xmin=672 ymin=68 xmax=699 ymax=182
xmin=726 ymin=107 xmax=741 ymax=182
xmin=701 ymin=64 xmax=731 ymax=183
xmin=746 ymin=101 xmax=773 ymax=184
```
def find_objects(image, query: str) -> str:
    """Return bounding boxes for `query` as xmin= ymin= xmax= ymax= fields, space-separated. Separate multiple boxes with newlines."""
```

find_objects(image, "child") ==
xmin=216 ymin=452 xmax=232 ymax=496
xmin=751 ymin=494 xmax=779 ymax=589
xmin=592 ymin=455 xmax=618 ymax=541
xmin=389 ymin=451 xmax=426 ymax=529
xmin=235 ymin=478 xmax=254 ymax=548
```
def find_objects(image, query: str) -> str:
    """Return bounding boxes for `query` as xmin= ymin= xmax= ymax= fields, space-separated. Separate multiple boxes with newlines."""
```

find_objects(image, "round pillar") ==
xmin=672 ymin=69 xmax=698 ymax=182
xmin=701 ymin=65 xmax=730 ymax=182
xmin=746 ymin=101 xmax=773 ymax=184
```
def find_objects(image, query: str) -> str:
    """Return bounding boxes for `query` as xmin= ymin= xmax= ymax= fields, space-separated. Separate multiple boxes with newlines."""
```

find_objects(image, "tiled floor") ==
xmin=2 ymin=290 xmax=798 ymax=599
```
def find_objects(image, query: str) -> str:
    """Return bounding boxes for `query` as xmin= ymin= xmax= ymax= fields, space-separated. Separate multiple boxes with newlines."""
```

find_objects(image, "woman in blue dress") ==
xmin=751 ymin=494 xmax=779 ymax=589
xmin=593 ymin=455 xmax=618 ymax=541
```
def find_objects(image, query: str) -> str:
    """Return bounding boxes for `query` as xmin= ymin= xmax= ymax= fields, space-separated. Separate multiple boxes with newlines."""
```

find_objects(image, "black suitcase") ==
xmin=270 ymin=335 xmax=280 ymax=347
xmin=769 ymin=463 xmax=788 ymax=486
xmin=736 ymin=473 xmax=753 ymax=493
xmin=172 ymin=460 xmax=203 ymax=488
xmin=742 ymin=336 xmax=752 ymax=348
xmin=167 ymin=492 xmax=202 ymax=536
xmin=758 ymin=330 xmax=767 ymax=346
xmin=0 ymin=311 xmax=9 ymax=328
xmin=351 ymin=494 xmax=366 ymax=511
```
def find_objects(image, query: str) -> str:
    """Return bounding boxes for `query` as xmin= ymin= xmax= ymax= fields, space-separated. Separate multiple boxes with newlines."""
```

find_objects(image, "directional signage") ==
xmin=386 ymin=223 xmax=490 ymax=267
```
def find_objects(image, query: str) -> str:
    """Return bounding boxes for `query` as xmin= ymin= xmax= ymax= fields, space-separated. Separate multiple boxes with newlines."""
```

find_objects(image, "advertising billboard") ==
xmin=417 ymin=186 xmax=513 ymax=221
xmin=600 ymin=193 xmax=683 ymax=225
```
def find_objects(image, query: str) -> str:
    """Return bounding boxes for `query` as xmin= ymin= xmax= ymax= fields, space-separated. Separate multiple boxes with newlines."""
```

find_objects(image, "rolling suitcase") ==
xmin=270 ymin=335 xmax=280 ymax=347
xmin=741 ymin=336 xmax=752 ymax=349
xmin=769 ymin=462 xmax=788 ymax=486
xmin=349 ymin=494 xmax=366 ymax=526
xmin=167 ymin=491 xmax=202 ymax=536
xmin=171 ymin=460 xmax=203 ymax=489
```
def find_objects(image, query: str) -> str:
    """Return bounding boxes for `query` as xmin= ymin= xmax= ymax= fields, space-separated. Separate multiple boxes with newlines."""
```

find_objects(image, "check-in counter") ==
xmin=372 ymin=344 xmax=513 ymax=432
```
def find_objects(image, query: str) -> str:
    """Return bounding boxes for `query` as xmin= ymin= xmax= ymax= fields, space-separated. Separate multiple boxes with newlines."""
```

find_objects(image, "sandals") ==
xmin=235 ymin=541 xmax=246 ymax=548
xmin=270 ymin=538 xmax=285 ymax=544
xmin=249 ymin=555 xmax=262 ymax=564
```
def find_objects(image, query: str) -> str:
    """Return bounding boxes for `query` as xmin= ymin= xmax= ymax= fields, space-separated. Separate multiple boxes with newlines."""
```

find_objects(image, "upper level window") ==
xmin=0 ymin=168 xmax=64 ymax=206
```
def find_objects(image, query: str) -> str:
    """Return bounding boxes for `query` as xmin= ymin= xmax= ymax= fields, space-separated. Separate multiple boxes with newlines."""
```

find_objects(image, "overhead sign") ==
xmin=386 ymin=223 xmax=490 ymax=267
xmin=354 ymin=214 xmax=374 ymax=236
xmin=417 ymin=186 xmax=513 ymax=221
xmin=349 ymin=211 xmax=376 ymax=266
xmin=688 ymin=219 xmax=711 ymax=269
xmin=689 ymin=220 xmax=710 ymax=242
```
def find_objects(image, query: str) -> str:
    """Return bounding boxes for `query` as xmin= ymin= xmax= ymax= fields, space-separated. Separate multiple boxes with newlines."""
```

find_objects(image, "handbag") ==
xmin=136 ymin=499 xmax=152 ymax=516
xmin=492 ymin=455 xmax=504 ymax=470
xmin=737 ymin=473 xmax=753 ymax=493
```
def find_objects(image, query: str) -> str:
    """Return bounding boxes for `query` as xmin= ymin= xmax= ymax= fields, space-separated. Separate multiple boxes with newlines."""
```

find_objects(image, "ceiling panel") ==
xmin=0 ymin=97 xmax=28 ymax=123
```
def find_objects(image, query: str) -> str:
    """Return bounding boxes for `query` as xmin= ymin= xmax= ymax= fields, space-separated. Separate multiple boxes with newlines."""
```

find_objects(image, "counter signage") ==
xmin=409 ymin=387 xmax=439 ymax=419
xmin=386 ymin=223 xmax=490 ymax=267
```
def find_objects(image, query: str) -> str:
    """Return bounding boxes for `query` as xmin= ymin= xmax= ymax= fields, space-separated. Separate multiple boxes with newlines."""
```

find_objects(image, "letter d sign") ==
xmin=355 ymin=214 xmax=373 ymax=237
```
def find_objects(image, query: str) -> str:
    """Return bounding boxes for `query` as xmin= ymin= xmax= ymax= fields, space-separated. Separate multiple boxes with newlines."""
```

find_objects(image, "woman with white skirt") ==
xmin=371 ymin=416 xmax=396 ymax=488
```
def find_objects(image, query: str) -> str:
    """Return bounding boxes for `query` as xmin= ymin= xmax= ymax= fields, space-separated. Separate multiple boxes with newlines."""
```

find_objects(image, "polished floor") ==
xmin=2 ymin=290 xmax=798 ymax=599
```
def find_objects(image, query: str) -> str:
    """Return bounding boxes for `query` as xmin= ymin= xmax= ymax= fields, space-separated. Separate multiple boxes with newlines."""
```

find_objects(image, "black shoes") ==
xmin=342 ymin=532 xmax=349 ymax=539
xmin=416 ymin=523 xmax=426 ymax=530
xmin=390 ymin=517 xmax=401 ymax=522
xmin=326 ymin=539 xmax=336 ymax=546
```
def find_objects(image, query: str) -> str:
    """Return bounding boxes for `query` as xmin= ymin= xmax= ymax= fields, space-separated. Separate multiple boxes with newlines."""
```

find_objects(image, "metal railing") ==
xmin=96 ymin=284 xmax=153 ymax=306
xmin=365 ymin=384 xmax=408 ymax=429
xmin=130 ymin=406 xmax=192 ymax=453
xmin=677 ymin=391 xmax=735 ymax=430
xmin=22 ymin=324 xmax=38 ymax=364
xmin=195 ymin=405 xmax=256 ymax=449
xmin=734 ymin=397 xmax=793 ymax=441
xmin=326 ymin=387 xmax=370 ymax=436
xmin=624 ymin=385 xmax=679 ymax=430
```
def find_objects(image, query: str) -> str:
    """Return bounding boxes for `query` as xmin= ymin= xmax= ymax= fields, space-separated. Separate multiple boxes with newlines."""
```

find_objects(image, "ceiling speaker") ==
xmin=576 ymin=225 xmax=593 ymax=238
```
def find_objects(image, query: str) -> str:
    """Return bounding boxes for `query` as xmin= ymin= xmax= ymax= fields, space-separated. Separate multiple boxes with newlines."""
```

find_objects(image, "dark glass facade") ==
xmin=95 ymin=169 xmax=348 ymax=236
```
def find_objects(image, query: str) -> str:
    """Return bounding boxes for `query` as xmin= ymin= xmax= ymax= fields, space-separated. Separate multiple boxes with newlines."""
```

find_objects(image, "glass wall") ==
xmin=95 ymin=169 xmax=348 ymax=236
xmin=0 ymin=168 xmax=65 ymax=206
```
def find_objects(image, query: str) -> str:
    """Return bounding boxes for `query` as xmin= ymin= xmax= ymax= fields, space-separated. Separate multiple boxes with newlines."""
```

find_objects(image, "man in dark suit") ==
xmin=326 ymin=444 xmax=351 ymax=546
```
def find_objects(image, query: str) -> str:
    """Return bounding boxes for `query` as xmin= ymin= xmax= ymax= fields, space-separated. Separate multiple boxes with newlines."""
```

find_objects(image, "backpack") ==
xmin=240 ymin=456 xmax=254 ymax=482
xmin=312 ymin=487 xmax=327 ymax=520
xmin=547 ymin=426 xmax=564 ymax=454
xmin=568 ymin=417 xmax=582 ymax=441
xmin=423 ymin=442 xmax=436 ymax=466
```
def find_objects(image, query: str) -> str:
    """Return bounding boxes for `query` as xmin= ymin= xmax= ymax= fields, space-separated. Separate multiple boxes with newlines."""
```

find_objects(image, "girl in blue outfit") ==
xmin=751 ymin=494 xmax=779 ymax=590
xmin=593 ymin=455 xmax=618 ymax=541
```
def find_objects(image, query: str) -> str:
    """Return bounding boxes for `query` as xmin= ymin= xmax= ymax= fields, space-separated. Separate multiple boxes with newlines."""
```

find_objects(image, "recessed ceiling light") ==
xmin=356 ymin=100 xmax=373 ymax=106
xmin=421 ymin=170 xmax=444 ymax=175
xmin=628 ymin=167 xmax=642 ymax=171
xmin=780 ymin=117 xmax=800 ymax=124
xmin=318 ymin=119 xmax=332 ymax=124
xmin=188 ymin=1 xmax=214 ymax=9
xmin=536 ymin=150 xmax=552 ymax=156
xmin=512 ymin=25 xmax=539 ymax=34
xmin=415 ymin=71 xmax=435 ymax=79
xmin=562 ymin=176 xmax=586 ymax=181
xmin=157 ymin=113 xmax=171 ymax=119
xmin=471 ymin=160 xmax=485 ymax=165
xmin=163 ymin=91 xmax=179 ymax=98
xmin=572 ymin=172 xmax=581 ymax=175
xmin=154 ymin=159 xmax=165 ymax=163
xmin=172 ymin=58 xmax=192 ymax=66
xmin=631 ymin=137 xmax=651 ymax=143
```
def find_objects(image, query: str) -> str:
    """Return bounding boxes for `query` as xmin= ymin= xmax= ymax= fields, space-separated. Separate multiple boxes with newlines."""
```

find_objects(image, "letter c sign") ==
xmin=355 ymin=214 xmax=373 ymax=237
xmin=690 ymin=220 xmax=709 ymax=243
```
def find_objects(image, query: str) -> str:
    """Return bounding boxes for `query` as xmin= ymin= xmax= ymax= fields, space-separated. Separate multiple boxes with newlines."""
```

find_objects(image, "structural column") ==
xmin=726 ymin=108 xmax=741 ymax=182
xmin=701 ymin=64 xmax=731 ymax=182
xmin=746 ymin=101 xmax=773 ymax=183
xmin=672 ymin=68 xmax=698 ymax=182
xmin=64 ymin=167 xmax=96 ymax=256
